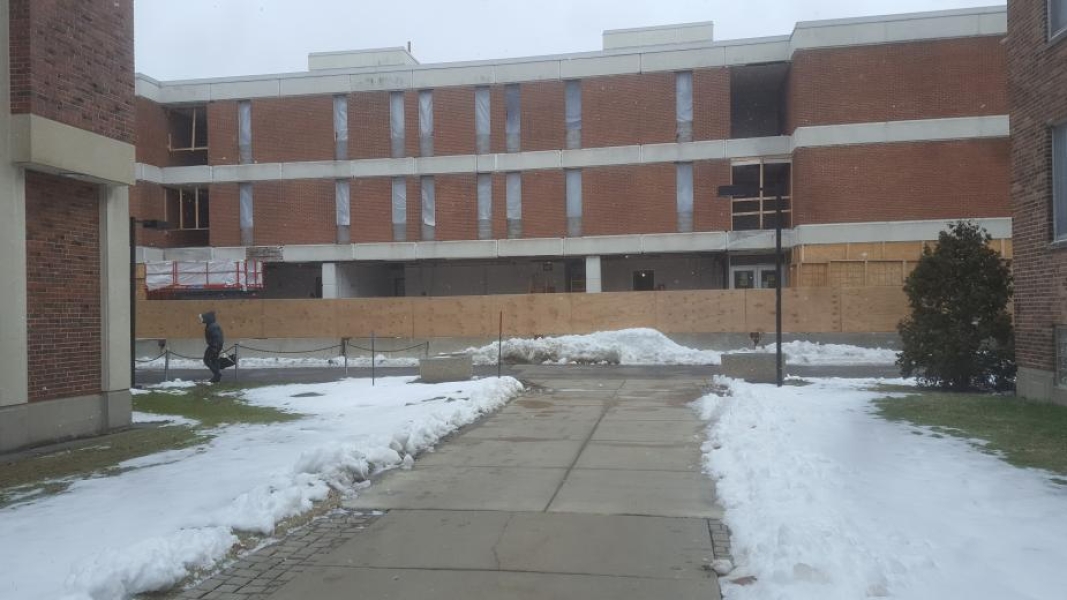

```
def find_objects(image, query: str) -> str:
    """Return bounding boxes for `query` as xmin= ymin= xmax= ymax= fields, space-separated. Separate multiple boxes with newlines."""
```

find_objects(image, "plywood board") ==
xmin=783 ymin=288 xmax=840 ymax=333
xmin=882 ymin=241 xmax=925 ymax=261
xmin=260 ymin=300 xmax=336 ymax=338
xmin=415 ymin=296 xmax=490 ymax=337
xmin=846 ymin=243 xmax=885 ymax=261
xmin=841 ymin=287 xmax=908 ymax=333
xmin=570 ymin=292 xmax=657 ymax=334
xmin=333 ymin=298 xmax=413 ymax=338
xmin=799 ymin=244 xmax=848 ymax=262
xmin=655 ymin=291 xmax=746 ymax=333
xmin=743 ymin=290 xmax=777 ymax=333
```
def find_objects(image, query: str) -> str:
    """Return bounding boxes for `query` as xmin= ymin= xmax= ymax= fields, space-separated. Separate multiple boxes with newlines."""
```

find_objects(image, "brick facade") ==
xmin=793 ymin=139 xmax=1011 ymax=225
xmin=434 ymin=87 xmax=476 ymax=157
xmin=1008 ymin=0 xmax=1067 ymax=374
xmin=583 ymin=164 xmax=677 ymax=236
xmin=253 ymin=180 xmax=336 ymax=246
xmin=693 ymin=68 xmax=731 ymax=141
xmin=350 ymin=177 xmax=393 ymax=243
xmin=435 ymin=174 xmax=478 ymax=241
xmin=522 ymin=170 xmax=566 ymax=238
xmin=135 ymin=97 xmax=171 ymax=167
xmin=348 ymin=92 xmax=392 ymax=159
xmin=787 ymin=37 xmax=1007 ymax=132
xmin=208 ymin=183 xmax=241 ymax=247
xmin=9 ymin=0 xmax=135 ymax=144
xmin=252 ymin=96 xmax=335 ymax=163
xmin=24 ymin=172 xmax=102 ymax=402
xmin=583 ymin=73 xmax=676 ymax=148
xmin=208 ymin=101 xmax=240 ymax=165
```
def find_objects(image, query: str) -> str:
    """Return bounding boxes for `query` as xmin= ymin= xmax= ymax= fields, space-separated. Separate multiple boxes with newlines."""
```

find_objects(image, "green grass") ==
xmin=874 ymin=392 xmax=1067 ymax=476
xmin=0 ymin=383 xmax=302 ymax=508
xmin=865 ymin=382 xmax=920 ymax=394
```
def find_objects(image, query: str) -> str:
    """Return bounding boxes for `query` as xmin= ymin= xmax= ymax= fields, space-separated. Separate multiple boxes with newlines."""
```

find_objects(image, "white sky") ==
xmin=135 ymin=0 xmax=1004 ymax=81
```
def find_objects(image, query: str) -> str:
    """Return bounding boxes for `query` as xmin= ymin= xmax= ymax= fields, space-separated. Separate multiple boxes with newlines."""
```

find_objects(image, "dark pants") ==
xmin=204 ymin=347 xmax=222 ymax=383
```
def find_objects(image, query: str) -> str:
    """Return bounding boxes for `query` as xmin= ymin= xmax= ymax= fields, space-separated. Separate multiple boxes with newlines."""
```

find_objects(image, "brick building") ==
xmin=1008 ymin=0 xmax=1067 ymax=403
xmin=0 ymin=0 xmax=136 ymax=451
xmin=131 ymin=7 xmax=1010 ymax=301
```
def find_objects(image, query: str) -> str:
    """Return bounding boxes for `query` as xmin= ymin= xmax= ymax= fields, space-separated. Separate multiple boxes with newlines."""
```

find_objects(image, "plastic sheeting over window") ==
xmin=421 ymin=176 xmax=436 ymax=241
xmin=333 ymin=95 xmax=348 ymax=160
xmin=391 ymin=177 xmax=407 ymax=241
xmin=676 ymin=72 xmax=693 ymax=143
xmin=238 ymin=101 xmax=252 ymax=163
xmin=506 ymin=172 xmax=522 ymax=238
xmin=566 ymin=169 xmax=582 ymax=237
xmin=1055 ymin=125 xmax=1067 ymax=240
xmin=390 ymin=91 xmax=405 ymax=158
xmin=239 ymin=183 xmax=254 ymax=229
xmin=505 ymin=84 xmax=521 ymax=153
xmin=419 ymin=90 xmax=434 ymax=157
xmin=335 ymin=180 xmax=350 ymax=227
xmin=565 ymin=80 xmax=582 ymax=150
xmin=477 ymin=173 xmax=492 ymax=240
xmin=676 ymin=163 xmax=694 ymax=233
xmin=475 ymin=87 xmax=491 ymax=154
xmin=145 ymin=261 xmax=264 ymax=292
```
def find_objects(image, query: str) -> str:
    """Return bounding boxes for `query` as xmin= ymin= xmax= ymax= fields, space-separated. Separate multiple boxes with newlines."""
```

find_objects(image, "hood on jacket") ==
xmin=199 ymin=311 xmax=217 ymax=325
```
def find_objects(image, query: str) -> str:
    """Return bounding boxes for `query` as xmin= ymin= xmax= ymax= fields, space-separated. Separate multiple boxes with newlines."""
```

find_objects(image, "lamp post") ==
xmin=717 ymin=184 xmax=784 ymax=387
xmin=130 ymin=218 xmax=169 ymax=389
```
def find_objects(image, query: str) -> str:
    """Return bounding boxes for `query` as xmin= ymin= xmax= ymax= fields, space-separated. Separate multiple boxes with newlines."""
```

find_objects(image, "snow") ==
xmin=746 ymin=340 xmax=898 ymax=366
xmin=698 ymin=377 xmax=1067 ymax=600
xmin=138 ymin=354 xmax=418 ymax=370
xmin=131 ymin=411 xmax=200 ymax=428
xmin=0 ymin=376 xmax=523 ymax=600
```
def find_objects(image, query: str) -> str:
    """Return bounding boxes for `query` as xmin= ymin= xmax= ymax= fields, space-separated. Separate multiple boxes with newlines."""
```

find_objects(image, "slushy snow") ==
xmin=140 ymin=329 xmax=898 ymax=370
xmin=0 ymin=376 xmax=523 ymax=600
xmin=698 ymin=377 xmax=1067 ymax=599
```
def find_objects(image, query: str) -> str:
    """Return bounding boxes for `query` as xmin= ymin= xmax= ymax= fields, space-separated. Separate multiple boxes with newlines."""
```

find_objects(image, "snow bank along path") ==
xmin=0 ymin=376 xmax=523 ymax=600
xmin=698 ymin=378 xmax=1067 ymax=600
xmin=140 ymin=329 xmax=898 ymax=370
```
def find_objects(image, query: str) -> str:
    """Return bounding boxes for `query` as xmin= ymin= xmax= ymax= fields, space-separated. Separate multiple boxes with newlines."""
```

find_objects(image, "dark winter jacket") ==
xmin=201 ymin=311 xmax=224 ymax=351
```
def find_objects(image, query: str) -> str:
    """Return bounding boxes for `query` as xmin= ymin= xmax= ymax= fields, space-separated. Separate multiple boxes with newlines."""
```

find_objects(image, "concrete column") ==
xmin=321 ymin=263 xmax=339 ymax=299
xmin=100 ymin=185 xmax=131 ymax=391
xmin=0 ymin=0 xmax=28 ymax=407
xmin=585 ymin=255 xmax=602 ymax=293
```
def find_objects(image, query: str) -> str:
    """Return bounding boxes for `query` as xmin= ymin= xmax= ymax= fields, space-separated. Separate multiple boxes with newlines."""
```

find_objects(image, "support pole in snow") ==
xmin=497 ymin=311 xmax=503 ymax=379
xmin=233 ymin=343 xmax=240 ymax=383
xmin=371 ymin=331 xmax=376 ymax=386
xmin=163 ymin=348 xmax=170 ymax=382
xmin=342 ymin=337 xmax=349 ymax=377
xmin=775 ymin=193 xmax=783 ymax=388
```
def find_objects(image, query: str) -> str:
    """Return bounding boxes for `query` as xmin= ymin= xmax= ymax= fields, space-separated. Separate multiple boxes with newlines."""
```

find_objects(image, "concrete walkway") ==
xmin=261 ymin=372 xmax=725 ymax=599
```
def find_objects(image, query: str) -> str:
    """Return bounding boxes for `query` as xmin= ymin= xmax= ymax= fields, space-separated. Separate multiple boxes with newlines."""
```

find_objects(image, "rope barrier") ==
xmin=134 ymin=350 xmax=167 ymax=363
xmin=345 ymin=342 xmax=429 ymax=354
xmin=236 ymin=343 xmax=342 ymax=355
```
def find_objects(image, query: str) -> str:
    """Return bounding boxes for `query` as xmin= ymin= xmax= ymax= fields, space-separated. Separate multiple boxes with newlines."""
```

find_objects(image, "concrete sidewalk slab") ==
xmin=575 ymin=440 xmax=703 ymax=472
xmin=462 ymin=415 xmax=600 ymax=440
xmin=591 ymin=419 xmax=704 ymax=443
xmin=417 ymin=438 xmax=584 ymax=468
xmin=547 ymin=468 xmax=722 ymax=518
xmin=267 ymin=567 xmax=721 ymax=600
xmin=602 ymin=404 xmax=701 ymax=421
xmin=344 ymin=466 xmax=566 ymax=512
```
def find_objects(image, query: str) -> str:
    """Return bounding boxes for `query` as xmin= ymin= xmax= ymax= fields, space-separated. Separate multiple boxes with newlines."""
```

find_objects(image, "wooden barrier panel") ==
xmin=137 ymin=287 xmax=912 ymax=339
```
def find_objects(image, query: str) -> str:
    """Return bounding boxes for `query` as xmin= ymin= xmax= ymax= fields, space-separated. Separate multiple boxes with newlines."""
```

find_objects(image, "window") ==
xmin=475 ymin=87 xmax=491 ymax=154
xmin=676 ymin=163 xmax=693 ymax=233
xmin=566 ymin=169 xmax=582 ymax=237
xmin=477 ymin=173 xmax=492 ymax=240
xmin=238 ymin=101 xmax=252 ymax=164
xmin=391 ymin=177 xmax=407 ymax=241
xmin=676 ymin=71 xmax=693 ymax=143
xmin=418 ymin=90 xmax=434 ymax=157
xmin=239 ymin=183 xmax=254 ymax=245
xmin=1052 ymin=0 xmax=1067 ymax=39
xmin=389 ymin=91 xmax=405 ymax=158
xmin=333 ymin=95 xmax=348 ymax=160
xmin=166 ymin=105 xmax=208 ymax=166
xmin=420 ymin=176 xmax=436 ymax=241
xmin=565 ymin=80 xmax=581 ymax=149
xmin=167 ymin=188 xmax=209 ymax=230
xmin=633 ymin=270 xmax=655 ymax=291
xmin=1055 ymin=125 xmax=1067 ymax=241
xmin=730 ymin=160 xmax=792 ymax=231
xmin=731 ymin=265 xmax=781 ymax=289
xmin=505 ymin=84 xmax=521 ymax=152
xmin=506 ymin=172 xmax=522 ymax=238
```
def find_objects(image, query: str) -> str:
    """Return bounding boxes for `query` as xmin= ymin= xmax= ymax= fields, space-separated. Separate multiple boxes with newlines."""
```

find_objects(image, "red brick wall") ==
xmin=693 ymin=160 xmax=733 ymax=231
xmin=583 ymin=73 xmax=676 ymax=148
xmin=24 ymin=172 xmax=101 ymax=402
xmin=490 ymin=86 xmax=508 ymax=154
xmin=435 ymin=174 xmax=477 ymax=241
xmin=208 ymin=184 xmax=241 ymax=247
xmin=252 ymin=96 xmax=335 ymax=163
xmin=351 ymin=177 xmax=393 ymax=243
xmin=9 ymin=0 xmax=134 ymax=143
xmin=208 ymin=101 xmax=240 ymax=166
xmin=349 ymin=92 xmax=392 ymax=159
xmin=434 ymin=87 xmax=476 ymax=156
xmin=521 ymin=81 xmax=566 ymax=152
xmin=405 ymin=91 xmax=420 ymax=158
xmin=136 ymin=98 xmax=171 ymax=167
xmin=1008 ymin=0 xmax=1067 ymax=373
xmin=130 ymin=183 xmax=210 ymax=248
xmin=253 ymin=180 xmax=335 ymax=245
xmin=406 ymin=177 xmax=421 ymax=241
xmin=583 ymin=164 xmax=676 ymax=235
xmin=787 ymin=37 xmax=1008 ymax=132
xmin=693 ymin=68 xmax=731 ymax=141
xmin=492 ymin=173 xmax=508 ymax=238
xmin=522 ymin=170 xmax=566 ymax=238
xmin=792 ymin=139 xmax=1010 ymax=225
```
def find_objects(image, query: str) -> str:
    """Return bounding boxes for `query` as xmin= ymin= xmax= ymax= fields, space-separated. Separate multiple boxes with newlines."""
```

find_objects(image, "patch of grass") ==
xmin=133 ymin=383 xmax=300 ymax=427
xmin=865 ymin=383 xmax=918 ymax=394
xmin=874 ymin=392 xmax=1067 ymax=475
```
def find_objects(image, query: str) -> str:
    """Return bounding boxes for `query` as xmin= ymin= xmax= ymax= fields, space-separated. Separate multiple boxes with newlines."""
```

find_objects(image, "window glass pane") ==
xmin=506 ymin=172 xmax=522 ymax=220
xmin=1055 ymin=125 xmax=1067 ymax=239
xmin=676 ymin=71 xmax=693 ymax=143
xmin=197 ymin=190 xmax=210 ymax=228
xmin=733 ymin=200 xmax=761 ymax=213
xmin=391 ymin=177 xmax=407 ymax=225
xmin=732 ymin=164 xmax=761 ymax=193
xmin=760 ymin=270 xmax=779 ymax=289
xmin=1053 ymin=0 xmax=1067 ymax=36
xmin=239 ymin=183 xmax=253 ymax=229
xmin=733 ymin=214 xmax=761 ymax=231
xmin=764 ymin=163 xmax=791 ymax=196
xmin=764 ymin=212 xmax=791 ymax=229
xmin=733 ymin=270 xmax=755 ymax=289
xmin=505 ymin=84 xmax=521 ymax=152
xmin=181 ymin=192 xmax=196 ymax=229
xmin=335 ymin=180 xmax=350 ymax=227
xmin=238 ymin=101 xmax=252 ymax=164
xmin=475 ymin=87 xmax=491 ymax=153
xmin=565 ymin=81 xmax=582 ymax=130
xmin=565 ymin=169 xmax=582 ymax=218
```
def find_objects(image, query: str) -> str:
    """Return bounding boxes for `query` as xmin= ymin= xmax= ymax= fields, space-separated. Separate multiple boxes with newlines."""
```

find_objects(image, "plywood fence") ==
xmin=138 ymin=287 xmax=909 ymax=339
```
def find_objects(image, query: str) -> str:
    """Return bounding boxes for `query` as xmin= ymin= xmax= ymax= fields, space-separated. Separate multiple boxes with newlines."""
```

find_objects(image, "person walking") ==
xmin=199 ymin=311 xmax=224 ymax=383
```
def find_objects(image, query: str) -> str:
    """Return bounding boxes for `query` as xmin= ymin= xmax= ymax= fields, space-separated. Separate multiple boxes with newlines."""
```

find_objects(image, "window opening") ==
xmin=730 ymin=160 xmax=792 ymax=231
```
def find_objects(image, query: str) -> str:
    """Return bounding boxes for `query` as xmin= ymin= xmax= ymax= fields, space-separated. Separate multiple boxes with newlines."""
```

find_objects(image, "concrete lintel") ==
xmin=161 ymin=165 xmax=213 ymax=186
xmin=723 ymin=40 xmax=792 ymax=65
xmin=279 ymin=74 xmax=351 ymax=97
xmin=213 ymin=163 xmax=283 ymax=182
xmin=494 ymin=60 xmax=562 ymax=84
xmin=354 ymin=242 xmax=418 ymax=261
xmin=725 ymin=136 xmax=792 ymax=158
xmin=135 ymin=163 xmax=163 ymax=184
xmin=563 ymin=235 xmax=642 ymax=256
xmin=792 ymin=116 xmax=1009 ymax=150
xmin=562 ymin=145 xmax=643 ymax=169
xmin=280 ymin=161 xmax=350 ymax=180
xmin=416 ymin=155 xmax=478 ymax=175
xmin=135 ymin=75 xmax=162 ymax=102
xmin=642 ymin=232 xmax=728 ymax=253
xmin=639 ymin=47 xmax=725 ymax=72
xmin=136 ymin=246 xmax=166 ymax=263
xmin=283 ymin=244 xmax=354 ymax=263
xmin=641 ymin=140 xmax=725 ymax=164
xmin=209 ymin=247 xmax=250 ymax=261
xmin=158 ymin=83 xmax=212 ymax=104
xmin=495 ymin=150 xmax=562 ymax=172
xmin=416 ymin=240 xmax=498 ymax=260
xmin=498 ymin=238 xmax=565 ymax=257
xmin=210 ymin=79 xmax=281 ymax=101
xmin=413 ymin=65 xmax=495 ymax=88
xmin=10 ymin=115 xmax=136 ymax=186
xmin=350 ymin=70 xmax=413 ymax=92
xmin=727 ymin=230 xmax=787 ymax=251
xmin=352 ymin=157 xmax=415 ymax=178
xmin=159 ymin=246 xmax=215 ymax=262
xmin=794 ymin=217 xmax=1012 ymax=245
xmin=560 ymin=54 xmax=642 ymax=79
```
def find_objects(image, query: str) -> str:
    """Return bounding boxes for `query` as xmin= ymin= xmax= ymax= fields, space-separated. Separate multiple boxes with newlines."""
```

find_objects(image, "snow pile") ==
xmin=467 ymin=329 xmax=723 ymax=365
xmin=1 ymin=376 xmax=523 ymax=600
xmin=147 ymin=379 xmax=198 ymax=390
xmin=746 ymin=340 xmax=899 ymax=365
xmin=138 ymin=354 xmax=419 ymax=370
xmin=131 ymin=412 xmax=200 ymax=428
xmin=698 ymin=377 xmax=1067 ymax=600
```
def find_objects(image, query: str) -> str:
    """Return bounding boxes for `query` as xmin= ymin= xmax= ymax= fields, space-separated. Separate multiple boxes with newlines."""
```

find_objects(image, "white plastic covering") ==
xmin=333 ymin=95 xmax=348 ymax=142
xmin=421 ymin=176 xmax=436 ymax=227
xmin=239 ymin=183 xmax=254 ymax=229
xmin=390 ymin=91 xmax=405 ymax=158
xmin=145 ymin=261 xmax=264 ymax=291
xmin=335 ymin=179 xmax=350 ymax=227
xmin=676 ymin=162 xmax=694 ymax=233
xmin=475 ymin=86 xmax=491 ymax=153
xmin=238 ymin=101 xmax=252 ymax=163
xmin=565 ymin=169 xmax=582 ymax=218
xmin=506 ymin=172 xmax=522 ymax=220
xmin=391 ymin=177 xmax=407 ymax=224
xmin=1056 ymin=125 xmax=1067 ymax=238
xmin=419 ymin=90 xmax=434 ymax=156
xmin=676 ymin=71 xmax=693 ymax=142
xmin=565 ymin=80 xmax=582 ymax=130
xmin=477 ymin=173 xmax=492 ymax=221
xmin=505 ymin=84 xmax=521 ymax=152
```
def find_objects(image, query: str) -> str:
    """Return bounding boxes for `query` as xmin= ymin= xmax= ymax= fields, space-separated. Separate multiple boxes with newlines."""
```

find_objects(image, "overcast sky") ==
xmin=135 ymin=0 xmax=1004 ymax=81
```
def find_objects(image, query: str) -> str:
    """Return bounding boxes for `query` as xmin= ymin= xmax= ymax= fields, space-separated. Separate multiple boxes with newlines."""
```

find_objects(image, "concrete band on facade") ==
xmin=133 ymin=6 xmax=1007 ymax=102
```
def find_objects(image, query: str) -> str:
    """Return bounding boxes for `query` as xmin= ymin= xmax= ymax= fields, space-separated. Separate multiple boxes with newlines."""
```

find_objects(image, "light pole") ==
xmin=718 ymin=184 xmax=784 ymax=387
xmin=130 ymin=218 xmax=169 ymax=388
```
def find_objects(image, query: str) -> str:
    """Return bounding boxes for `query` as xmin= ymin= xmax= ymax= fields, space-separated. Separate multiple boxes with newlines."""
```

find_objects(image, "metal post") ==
xmin=163 ymin=348 xmax=170 ymax=382
xmin=129 ymin=217 xmax=137 ymax=389
xmin=497 ymin=311 xmax=503 ymax=379
xmin=775 ymin=193 xmax=783 ymax=388
xmin=342 ymin=337 xmax=349 ymax=377
xmin=233 ymin=343 xmax=240 ymax=383
xmin=371 ymin=331 xmax=376 ymax=386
